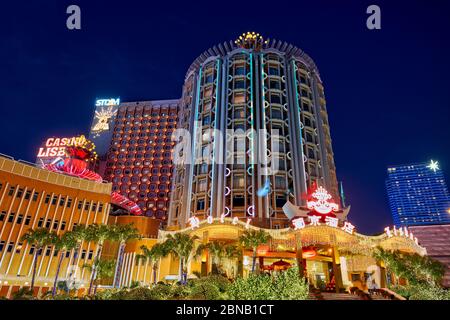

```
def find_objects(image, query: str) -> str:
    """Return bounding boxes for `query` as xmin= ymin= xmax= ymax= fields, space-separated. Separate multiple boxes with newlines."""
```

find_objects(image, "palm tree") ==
xmin=136 ymin=243 xmax=170 ymax=285
xmin=51 ymin=231 xmax=79 ymax=297
xmin=65 ymin=224 xmax=87 ymax=291
xmin=195 ymin=241 xmax=225 ymax=274
xmin=21 ymin=228 xmax=58 ymax=292
xmin=82 ymin=259 xmax=116 ymax=294
xmin=110 ymin=223 xmax=140 ymax=288
xmin=239 ymin=229 xmax=271 ymax=273
xmin=163 ymin=233 xmax=199 ymax=284
xmin=83 ymin=224 xmax=114 ymax=295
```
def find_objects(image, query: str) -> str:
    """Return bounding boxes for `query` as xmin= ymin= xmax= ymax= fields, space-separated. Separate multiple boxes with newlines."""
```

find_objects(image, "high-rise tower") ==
xmin=386 ymin=160 xmax=450 ymax=227
xmin=168 ymin=33 xmax=339 ymax=229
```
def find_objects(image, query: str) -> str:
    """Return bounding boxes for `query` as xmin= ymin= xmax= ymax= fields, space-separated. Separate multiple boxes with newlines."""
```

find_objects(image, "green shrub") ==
xmin=188 ymin=275 xmax=230 ymax=300
xmin=228 ymin=267 xmax=309 ymax=300
xmin=390 ymin=283 xmax=450 ymax=300
xmin=228 ymin=273 xmax=275 ymax=300
xmin=11 ymin=288 xmax=34 ymax=300
xmin=272 ymin=267 xmax=309 ymax=300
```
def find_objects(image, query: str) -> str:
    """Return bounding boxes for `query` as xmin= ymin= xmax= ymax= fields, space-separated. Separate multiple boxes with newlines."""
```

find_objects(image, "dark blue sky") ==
xmin=1 ymin=0 xmax=449 ymax=234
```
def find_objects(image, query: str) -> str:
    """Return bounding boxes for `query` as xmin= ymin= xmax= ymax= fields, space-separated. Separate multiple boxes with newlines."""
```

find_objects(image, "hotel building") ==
xmin=0 ymin=154 xmax=112 ymax=297
xmin=168 ymin=32 xmax=339 ymax=229
xmin=386 ymin=160 xmax=450 ymax=227
xmin=101 ymin=100 xmax=179 ymax=220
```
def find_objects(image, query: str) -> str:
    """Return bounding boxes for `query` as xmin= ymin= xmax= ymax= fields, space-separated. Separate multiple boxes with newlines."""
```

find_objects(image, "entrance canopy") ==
xmin=159 ymin=218 xmax=426 ymax=257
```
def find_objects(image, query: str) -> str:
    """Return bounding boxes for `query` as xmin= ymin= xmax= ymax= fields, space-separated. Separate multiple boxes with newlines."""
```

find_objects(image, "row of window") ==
xmin=3 ymin=187 xmax=104 ymax=213
xmin=0 ymin=241 xmax=94 ymax=260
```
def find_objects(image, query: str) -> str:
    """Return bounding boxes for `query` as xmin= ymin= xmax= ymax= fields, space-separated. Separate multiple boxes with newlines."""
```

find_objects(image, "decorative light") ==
xmin=427 ymin=160 xmax=439 ymax=172
xmin=341 ymin=222 xmax=355 ymax=234
xmin=292 ymin=217 xmax=305 ymax=230
xmin=309 ymin=215 xmax=321 ymax=226
xmin=188 ymin=216 xmax=200 ymax=229
xmin=325 ymin=216 xmax=338 ymax=228
xmin=307 ymin=186 xmax=339 ymax=214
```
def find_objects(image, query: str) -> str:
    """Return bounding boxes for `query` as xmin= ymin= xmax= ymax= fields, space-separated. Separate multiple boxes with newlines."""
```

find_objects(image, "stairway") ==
xmin=321 ymin=292 xmax=362 ymax=300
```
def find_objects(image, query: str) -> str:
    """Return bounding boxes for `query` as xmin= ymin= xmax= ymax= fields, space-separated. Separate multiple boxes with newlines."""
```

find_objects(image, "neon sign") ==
xmin=95 ymin=98 xmax=120 ymax=107
xmin=188 ymin=216 xmax=252 ymax=230
xmin=307 ymin=186 xmax=339 ymax=214
xmin=291 ymin=216 xmax=355 ymax=234
xmin=37 ymin=136 xmax=86 ymax=158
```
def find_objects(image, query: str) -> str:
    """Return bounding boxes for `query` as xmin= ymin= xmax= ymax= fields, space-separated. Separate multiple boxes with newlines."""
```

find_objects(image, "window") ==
xmin=197 ymin=199 xmax=205 ymax=211
xmin=45 ymin=247 xmax=52 ymax=256
xmin=233 ymin=175 xmax=245 ymax=188
xmin=268 ymin=66 xmax=279 ymax=76
xmin=16 ymin=188 xmax=24 ymax=198
xmin=275 ymin=176 xmax=286 ymax=189
xmin=15 ymin=243 xmax=23 ymax=254
xmin=233 ymin=195 xmax=245 ymax=207
xmin=234 ymin=80 xmax=245 ymax=89
xmin=0 ymin=211 xmax=6 ymax=222
xmin=32 ymin=192 xmax=39 ymax=201
xmin=8 ymin=213 xmax=14 ymax=223
xmin=53 ymin=221 xmax=59 ymax=230
xmin=25 ymin=215 xmax=31 ymax=226
xmin=61 ymin=221 xmax=66 ymax=231
xmin=16 ymin=214 xmax=23 ymax=224
xmin=88 ymin=250 xmax=93 ymax=260
xmin=272 ymin=108 xmax=283 ymax=119
xmin=270 ymin=80 xmax=280 ymax=90
xmin=59 ymin=198 xmax=65 ymax=206
xmin=233 ymin=93 xmax=246 ymax=104
xmin=0 ymin=241 xmax=5 ymax=252
xmin=8 ymin=186 xmax=15 ymax=196
xmin=200 ymin=163 xmax=208 ymax=174
xmin=67 ymin=198 xmax=72 ymax=208
xmin=270 ymin=94 xmax=281 ymax=104
xmin=235 ymin=66 xmax=245 ymax=76
xmin=7 ymin=242 xmax=14 ymax=253
xmin=78 ymin=201 xmax=83 ymax=209
xmin=234 ymin=108 xmax=245 ymax=119
xmin=98 ymin=203 xmax=103 ymax=212
xmin=52 ymin=196 xmax=57 ymax=205
xmin=197 ymin=179 xmax=207 ymax=192
xmin=275 ymin=195 xmax=287 ymax=208
xmin=45 ymin=219 xmax=51 ymax=229
xmin=85 ymin=203 xmax=90 ymax=211
xmin=81 ymin=250 xmax=87 ymax=260
xmin=25 ymin=190 xmax=31 ymax=200
xmin=202 ymin=115 xmax=211 ymax=126
xmin=45 ymin=194 xmax=51 ymax=204
xmin=65 ymin=251 xmax=71 ymax=258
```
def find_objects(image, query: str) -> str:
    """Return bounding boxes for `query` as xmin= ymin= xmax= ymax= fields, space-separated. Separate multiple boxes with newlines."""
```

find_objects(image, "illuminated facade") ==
xmin=103 ymin=100 xmax=179 ymax=220
xmin=168 ymin=32 xmax=339 ymax=229
xmin=386 ymin=160 xmax=450 ymax=227
xmin=0 ymin=154 xmax=112 ymax=297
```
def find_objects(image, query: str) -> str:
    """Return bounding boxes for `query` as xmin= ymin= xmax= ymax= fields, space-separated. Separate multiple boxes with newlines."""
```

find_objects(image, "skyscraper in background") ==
xmin=386 ymin=160 xmax=450 ymax=227
xmin=102 ymin=100 xmax=179 ymax=219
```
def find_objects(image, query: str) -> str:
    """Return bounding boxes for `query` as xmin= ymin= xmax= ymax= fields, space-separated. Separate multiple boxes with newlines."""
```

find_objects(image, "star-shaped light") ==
xmin=427 ymin=160 xmax=439 ymax=172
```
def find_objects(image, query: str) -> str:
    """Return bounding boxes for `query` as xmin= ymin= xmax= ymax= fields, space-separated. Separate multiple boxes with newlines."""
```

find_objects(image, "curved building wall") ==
xmin=169 ymin=39 xmax=339 ymax=229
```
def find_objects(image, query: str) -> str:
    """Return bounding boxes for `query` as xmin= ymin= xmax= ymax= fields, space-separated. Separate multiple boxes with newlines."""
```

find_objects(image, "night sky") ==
xmin=1 ymin=0 xmax=449 ymax=234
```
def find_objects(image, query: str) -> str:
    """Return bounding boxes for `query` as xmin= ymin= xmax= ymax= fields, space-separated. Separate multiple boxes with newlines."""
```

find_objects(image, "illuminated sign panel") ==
xmin=95 ymin=98 xmax=120 ymax=107
xmin=37 ymin=136 xmax=86 ymax=159
xmin=89 ymin=97 xmax=121 ymax=159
